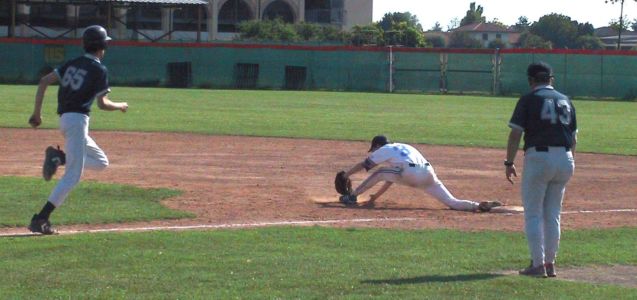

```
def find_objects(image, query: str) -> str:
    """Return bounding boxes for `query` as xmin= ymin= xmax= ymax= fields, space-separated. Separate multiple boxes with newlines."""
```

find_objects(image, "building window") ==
xmin=0 ymin=1 xmax=9 ymax=26
xmin=126 ymin=6 xmax=161 ymax=30
xmin=482 ymin=33 xmax=488 ymax=41
xmin=77 ymin=5 xmax=108 ymax=28
xmin=173 ymin=6 xmax=207 ymax=31
xmin=218 ymin=0 xmax=252 ymax=33
xmin=263 ymin=0 xmax=295 ymax=23
xmin=29 ymin=4 xmax=67 ymax=27
xmin=496 ymin=33 xmax=502 ymax=39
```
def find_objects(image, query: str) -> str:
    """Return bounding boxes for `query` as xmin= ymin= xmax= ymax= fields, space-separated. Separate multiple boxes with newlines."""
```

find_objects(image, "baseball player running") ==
xmin=27 ymin=25 xmax=128 ymax=234
xmin=339 ymin=135 xmax=502 ymax=212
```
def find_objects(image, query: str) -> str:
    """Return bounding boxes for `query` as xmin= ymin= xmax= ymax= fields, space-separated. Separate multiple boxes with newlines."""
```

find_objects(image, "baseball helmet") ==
xmin=83 ymin=25 xmax=112 ymax=52
xmin=369 ymin=135 xmax=389 ymax=152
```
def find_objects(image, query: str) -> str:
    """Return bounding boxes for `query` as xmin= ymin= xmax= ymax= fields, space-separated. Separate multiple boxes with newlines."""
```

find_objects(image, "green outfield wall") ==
xmin=1 ymin=38 xmax=636 ymax=99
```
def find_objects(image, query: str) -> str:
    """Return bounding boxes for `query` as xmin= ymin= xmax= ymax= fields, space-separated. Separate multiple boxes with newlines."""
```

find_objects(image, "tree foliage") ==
xmin=448 ymin=32 xmax=483 ymax=48
xmin=460 ymin=2 xmax=486 ymax=26
xmin=519 ymin=32 xmax=552 ymax=49
xmin=425 ymin=35 xmax=446 ymax=48
xmin=513 ymin=16 xmax=531 ymax=32
xmin=350 ymin=24 xmax=384 ymax=46
xmin=378 ymin=12 xmax=427 ymax=47
xmin=379 ymin=12 xmax=423 ymax=31
xmin=530 ymin=13 xmax=580 ymax=48
xmin=487 ymin=38 xmax=506 ymax=49
xmin=238 ymin=19 xmax=347 ymax=43
xmin=430 ymin=22 xmax=443 ymax=32
xmin=575 ymin=35 xmax=604 ymax=49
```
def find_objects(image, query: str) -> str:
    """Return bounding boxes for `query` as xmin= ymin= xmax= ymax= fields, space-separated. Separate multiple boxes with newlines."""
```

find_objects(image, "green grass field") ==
xmin=2 ymin=85 xmax=636 ymax=155
xmin=1 ymin=227 xmax=636 ymax=299
xmin=0 ymin=176 xmax=191 ymax=227
xmin=1 ymin=85 xmax=636 ymax=298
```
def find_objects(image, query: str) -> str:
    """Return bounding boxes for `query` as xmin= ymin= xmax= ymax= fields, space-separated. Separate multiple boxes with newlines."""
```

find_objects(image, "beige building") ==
xmin=209 ymin=0 xmax=373 ymax=40
xmin=3 ymin=0 xmax=373 ymax=41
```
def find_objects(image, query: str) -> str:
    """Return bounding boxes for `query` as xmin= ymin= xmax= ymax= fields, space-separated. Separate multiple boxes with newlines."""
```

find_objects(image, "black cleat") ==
xmin=28 ymin=214 xmax=56 ymax=235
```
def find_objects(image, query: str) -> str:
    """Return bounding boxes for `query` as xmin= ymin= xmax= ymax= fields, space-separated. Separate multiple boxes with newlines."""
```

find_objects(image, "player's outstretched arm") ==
xmin=97 ymin=95 xmax=128 ymax=112
xmin=29 ymin=72 xmax=58 ymax=128
xmin=344 ymin=162 xmax=366 ymax=178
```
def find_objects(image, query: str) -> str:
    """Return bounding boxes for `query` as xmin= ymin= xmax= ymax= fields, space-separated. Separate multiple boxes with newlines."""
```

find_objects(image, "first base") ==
xmin=490 ymin=205 xmax=524 ymax=213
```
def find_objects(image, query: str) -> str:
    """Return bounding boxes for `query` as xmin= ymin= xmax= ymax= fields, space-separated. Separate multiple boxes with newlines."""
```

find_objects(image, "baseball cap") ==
xmin=369 ymin=135 xmax=389 ymax=152
xmin=527 ymin=62 xmax=553 ymax=81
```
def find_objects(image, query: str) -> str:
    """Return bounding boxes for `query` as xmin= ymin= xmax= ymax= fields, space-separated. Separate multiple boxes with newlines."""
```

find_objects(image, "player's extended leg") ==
xmin=423 ymin=172 xmax=480 ymax=211
xmin=47 ymin=113 xmax=89 ymax=207
xmin=84 ymin=135 xmax=109 ymax=171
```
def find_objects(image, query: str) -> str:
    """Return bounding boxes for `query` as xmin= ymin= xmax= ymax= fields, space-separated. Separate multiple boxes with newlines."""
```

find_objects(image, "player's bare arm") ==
xmin=97 ymin=95 xmax=128 ymax=112
xmin=344 ymin=161 xmax=366 ymax=178
xmin=505 ymin=129 xmax=523 ymax=184
xmin=29 ymin=72 xmax=58 ymax=128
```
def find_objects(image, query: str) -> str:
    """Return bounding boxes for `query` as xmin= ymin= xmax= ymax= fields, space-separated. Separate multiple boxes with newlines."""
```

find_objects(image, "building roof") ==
xmin=453 ymin=22 xmax=515 ymax=33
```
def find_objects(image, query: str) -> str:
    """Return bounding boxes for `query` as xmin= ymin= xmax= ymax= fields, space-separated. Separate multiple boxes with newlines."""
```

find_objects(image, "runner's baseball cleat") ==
xmin=28 ymin=214 xmax=56 ymax=235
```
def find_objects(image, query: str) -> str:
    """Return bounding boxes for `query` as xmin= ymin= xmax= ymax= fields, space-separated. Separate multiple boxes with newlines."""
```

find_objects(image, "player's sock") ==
xmin=37 ymin=201 xmax=56 ymax=220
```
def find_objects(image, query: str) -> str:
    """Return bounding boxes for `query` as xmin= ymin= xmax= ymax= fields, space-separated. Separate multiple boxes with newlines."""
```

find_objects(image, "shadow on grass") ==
xmin=361 ymin=273 xmax=504 ymax=285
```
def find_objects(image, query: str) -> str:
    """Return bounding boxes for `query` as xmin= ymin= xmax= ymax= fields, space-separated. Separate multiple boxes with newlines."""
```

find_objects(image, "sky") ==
xmin=372 ymin=0 xmax=637 ymax=30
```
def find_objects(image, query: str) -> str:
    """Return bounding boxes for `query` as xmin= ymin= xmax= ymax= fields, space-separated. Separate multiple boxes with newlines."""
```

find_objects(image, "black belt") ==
xmin=532 ymin=146 xmax=571 ymax=152
xmin=408 ymin=162 xmax=430 ymax=167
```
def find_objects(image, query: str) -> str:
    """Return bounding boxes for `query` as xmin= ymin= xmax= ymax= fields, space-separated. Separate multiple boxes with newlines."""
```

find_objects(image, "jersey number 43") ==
xmin=541 ymin=98 xmax=572 ymax=125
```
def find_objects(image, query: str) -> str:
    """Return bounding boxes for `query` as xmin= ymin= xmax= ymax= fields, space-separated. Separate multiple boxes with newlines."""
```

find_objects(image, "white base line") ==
xmin=2 ymin=208 xmax=636 ymax=236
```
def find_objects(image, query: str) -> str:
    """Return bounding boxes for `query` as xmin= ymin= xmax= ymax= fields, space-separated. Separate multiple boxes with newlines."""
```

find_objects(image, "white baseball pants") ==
xmin=48 ymin=113 xmax=109 ymax=207
xmin=353 ymin=164 xmax=479 ymax=211
xmin=521 ymin=147 xmax=575 ymax=267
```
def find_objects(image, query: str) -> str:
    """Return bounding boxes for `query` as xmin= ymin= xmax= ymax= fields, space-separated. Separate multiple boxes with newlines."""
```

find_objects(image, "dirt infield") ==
xmin=1 ymin=128 xmax=636 ymax=234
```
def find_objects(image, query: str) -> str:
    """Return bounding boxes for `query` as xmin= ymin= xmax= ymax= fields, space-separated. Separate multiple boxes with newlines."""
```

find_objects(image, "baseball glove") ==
xmin=334 ymin=171 xmax=352 ymax=195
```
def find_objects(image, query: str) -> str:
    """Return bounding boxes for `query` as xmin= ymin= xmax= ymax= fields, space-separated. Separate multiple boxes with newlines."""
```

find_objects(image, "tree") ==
xmin=488 ymin=38 xmax=506 ymax=49
xmin=606 ymin=0 xmax=637 ymax=49
xmin=425 ymin=35 xmax=446 ymax=48
xmin=519 ymin=32 xmax=552 ymax=49
xmin=448 ymin=31 xmax=483 ymax=48
xmin=378 ymin=12 xmax=423 ymax=32
xmin=530 ymin=13 xmax=579 ymax=48
xmin=577 ymin=22 xmax=595 ymax=36
xmin=460 ymin=2 xmax=486 ymax=26
xmin=632 ymin=18 xmax=637 ymax=31
xmin=377 ymin=12 xmax=427 ymax=47
xmin=575 ymin=35 xmax=604 ymax=49
xmin=447 ymin=18 xmax=460 ymax=31
xmin=237 ymin=19 xmax=300 ymax=41
xmin=513 ymin=16 xmax=530 ymax=32
xmin=430 ymin=22 xmax=443 ymax=32
xmin=350 ymin=24 xmax=384 ymax=46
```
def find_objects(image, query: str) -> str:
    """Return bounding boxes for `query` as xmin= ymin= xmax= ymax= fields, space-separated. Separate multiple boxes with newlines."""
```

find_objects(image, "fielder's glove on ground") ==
xmin=334 ymin=171 xmax=353 ymax=195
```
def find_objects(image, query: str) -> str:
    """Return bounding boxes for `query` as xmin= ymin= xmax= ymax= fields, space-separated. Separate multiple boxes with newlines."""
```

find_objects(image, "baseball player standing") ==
xmin=505 ymin=62 xmax=577 ymax=278
xmin=339 ymin=135 xmax=502 ymax=212
xmin=27 ymin=25 xmax=128 ymax=234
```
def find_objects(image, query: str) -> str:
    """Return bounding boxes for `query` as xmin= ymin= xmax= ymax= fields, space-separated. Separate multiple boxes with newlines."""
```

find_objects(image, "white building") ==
xmin=1 ymin=0 xmax=373 ymax=41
